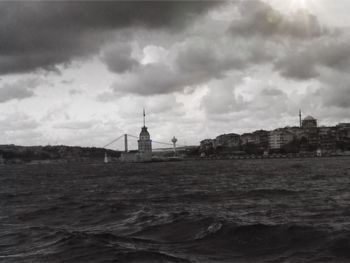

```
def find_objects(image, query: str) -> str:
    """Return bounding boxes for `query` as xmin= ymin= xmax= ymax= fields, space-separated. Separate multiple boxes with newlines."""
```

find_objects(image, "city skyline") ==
xmin=0 ymin=1 xmax=350 ymax=148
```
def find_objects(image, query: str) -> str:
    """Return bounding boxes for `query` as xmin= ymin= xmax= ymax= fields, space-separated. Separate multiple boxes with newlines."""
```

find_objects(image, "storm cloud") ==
xmin=102 ymin=44 xmax=140 ymax=74
xmin=318 ymin=70 xmax=350 ymax=109
xmin=275 ymin=38 xmax=350 ymax=80
xmin=110 ymin=43 xmax=245 ymax=96
xmin=108 ymin=35 xmax=275 ymax=96
xmin=104 ymin=0 xmax=337 ymax=96
xmin=0 ymin=1 xmax=219 ymax=75
xmin=0 ymin=78 xmax=43 ymax=103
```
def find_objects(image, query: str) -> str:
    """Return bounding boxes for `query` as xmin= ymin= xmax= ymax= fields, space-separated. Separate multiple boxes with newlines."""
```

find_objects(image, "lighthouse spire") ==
xmin=143 ymin=108 xmax=146 ymax=127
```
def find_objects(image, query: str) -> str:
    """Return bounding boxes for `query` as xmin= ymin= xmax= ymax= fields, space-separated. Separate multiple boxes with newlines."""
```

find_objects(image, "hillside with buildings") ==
xmin=200 ymin=115 xmax=350 ymax=157
xmin=0 ymin=145 xmax=120 ymax=164
xmin=1 ymin=112 xmax=349 ymax=163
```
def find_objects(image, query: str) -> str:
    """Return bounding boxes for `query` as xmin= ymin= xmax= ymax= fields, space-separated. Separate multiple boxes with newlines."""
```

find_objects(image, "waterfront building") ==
xmin=284 ymin=126 xmax=304 ymax=139
xmin=200 ymin=139 xmax=214 ymax=150
xmin=336 ymin=123 xmax=350 ymax=140
xmin=252 ymin=130 xmax=269 ymax=147
xmin=318 ymin=126 xmax=332 ymax=136
xmin=268 ymin=129 xmax=295 ymax=149
xmin=240 ymin=133 xmax=255 ymax=145
xmin=318 ymin=127 xmax=337 ymax=152
xmin=303 ymin=129 xmax=319 ymax=149
xmin=215 ymin=133 xmax=240 ymax=148
xmin=335 ymin=123 xmax=350 ymax=152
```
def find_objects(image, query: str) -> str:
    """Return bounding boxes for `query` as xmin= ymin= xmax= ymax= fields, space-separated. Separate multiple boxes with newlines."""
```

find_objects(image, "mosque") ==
xmin=299 ymin=109 xmax=317 ymax=129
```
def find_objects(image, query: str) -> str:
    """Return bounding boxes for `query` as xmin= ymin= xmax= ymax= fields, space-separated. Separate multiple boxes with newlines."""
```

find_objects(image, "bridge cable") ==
xmin=103 ymin=134 xmax=124 ymax=148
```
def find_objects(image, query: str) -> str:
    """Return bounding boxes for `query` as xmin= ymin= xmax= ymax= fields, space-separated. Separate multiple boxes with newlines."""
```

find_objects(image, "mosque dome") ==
xmin=304 ymin=115 xmax=315 ymax=121
xmin=302 ymin=115 xmax=317 ymax=129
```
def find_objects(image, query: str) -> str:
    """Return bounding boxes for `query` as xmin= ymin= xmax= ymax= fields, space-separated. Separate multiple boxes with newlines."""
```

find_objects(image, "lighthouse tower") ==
xmin=138 ymin=109 xmax=152 ymax=161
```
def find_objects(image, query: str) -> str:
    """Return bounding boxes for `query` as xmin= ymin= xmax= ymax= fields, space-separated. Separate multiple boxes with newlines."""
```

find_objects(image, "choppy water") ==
xmin=1 ymin=158 xmax=350 ymax=262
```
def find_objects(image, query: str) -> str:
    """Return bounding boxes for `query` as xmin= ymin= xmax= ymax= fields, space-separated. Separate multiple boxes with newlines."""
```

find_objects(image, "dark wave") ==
xmin=132 ymin=216 xmax=323 ymax=246
xmin=1 ymin=227 xmax=192 ymax=263
xmin=244 ymin=188 xmax=301 ymax=197
xmin=132 ymin=216 xmax=220 ymax=243
xmin=113 ymin=251 xmax=191 ymax=263
xmin=130 ymin=215 xmax=350 ymax=261
xmin=3 ymin=217 xmax=350 ymax=262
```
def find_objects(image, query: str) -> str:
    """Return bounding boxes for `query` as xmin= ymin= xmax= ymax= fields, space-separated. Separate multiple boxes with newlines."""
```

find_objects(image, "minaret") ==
xmin=299 ymin=109 xmax=302 ymax=128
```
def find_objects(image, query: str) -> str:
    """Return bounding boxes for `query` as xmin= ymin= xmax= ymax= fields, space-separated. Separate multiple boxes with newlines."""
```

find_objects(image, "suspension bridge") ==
xmin=103 ymin=133 xmax=180 ymax=151
xmin=102 ymin=133 xmax=186 ymax=152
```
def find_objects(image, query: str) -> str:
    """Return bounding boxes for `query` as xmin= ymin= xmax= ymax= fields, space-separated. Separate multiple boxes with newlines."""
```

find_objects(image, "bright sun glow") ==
xmin=291 ymin=0 xmax=308 ymax=10
xmin=267 ymin=0 xmax=322 ymax=16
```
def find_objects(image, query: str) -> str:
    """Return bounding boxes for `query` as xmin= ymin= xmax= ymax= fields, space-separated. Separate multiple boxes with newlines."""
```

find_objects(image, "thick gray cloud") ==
xmin=112 ymin=51 xmax=241 ymax=96
xmin=110 ymin=39 xmax=263 ymax=96
xmin=318 ymin=70 xmax=350 ymax=109
xmin=175 ymin=43 xmax=244 ymax=78
xmin=105 ymin=0 xmax=333 ymax=96
xmin=260 ymin=87 xmax=284 ymax=97
xmin=112 ymin=63 xmax=184 ymax=95
xmin=275 ymin=39 xmax=350 ymax=80
xmin=102 ymin=44 xmax=140 ymax=74
xmin=0 ymin=1 xmax=220 ymax=75
xmin=230 ymin=0 xmax=327 ymax=39
xmin=0 ymin=85 xmax=33 ymax=103
xmin=0 ymin=78 xmax=42 ymax=103
xmin=323 ymin=85 xmax=350 ymax=108
xmin=96 ymin=0 xmax=350 ymax=135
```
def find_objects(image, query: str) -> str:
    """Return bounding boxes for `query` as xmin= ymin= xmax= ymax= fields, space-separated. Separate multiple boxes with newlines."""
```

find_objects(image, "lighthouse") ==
xmin=138 ymin=109 xmax=152 ymax=161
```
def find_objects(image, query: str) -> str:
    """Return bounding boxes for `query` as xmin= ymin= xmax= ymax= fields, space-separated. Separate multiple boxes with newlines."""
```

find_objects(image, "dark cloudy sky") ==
xmin=0 ymin=0 xmax=349 ymax=149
